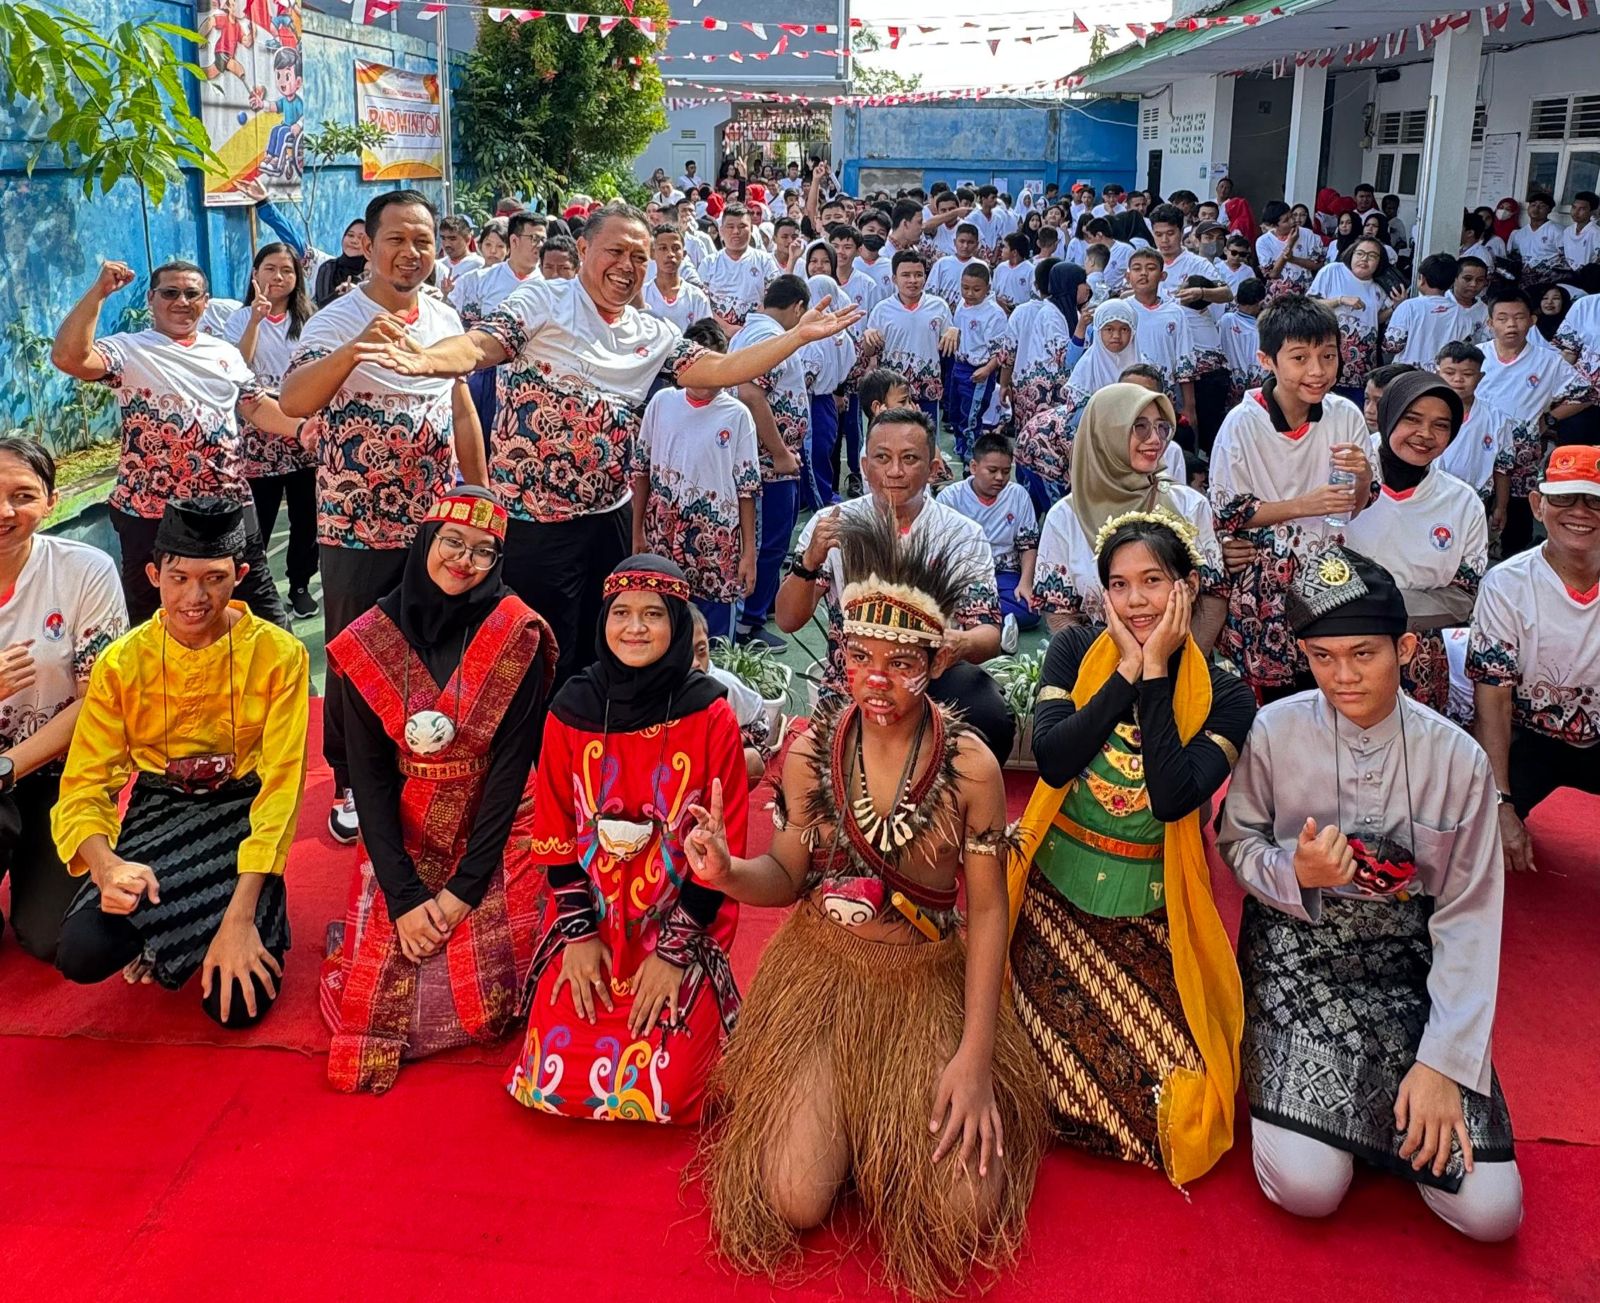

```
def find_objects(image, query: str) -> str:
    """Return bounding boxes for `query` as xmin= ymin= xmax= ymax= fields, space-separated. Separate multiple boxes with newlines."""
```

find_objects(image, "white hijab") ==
xmin=804 ymin=270 xmax=856 ymax=392
xmin=1067 ymin=297 xmax=1140 ymax=397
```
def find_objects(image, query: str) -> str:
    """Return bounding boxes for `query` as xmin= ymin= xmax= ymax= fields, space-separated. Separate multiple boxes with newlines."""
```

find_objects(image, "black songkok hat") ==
xmin=1287 ymin=546 xmax=1408 ymax=639
xmin=153 ymin=497 xmax=246 ymax=560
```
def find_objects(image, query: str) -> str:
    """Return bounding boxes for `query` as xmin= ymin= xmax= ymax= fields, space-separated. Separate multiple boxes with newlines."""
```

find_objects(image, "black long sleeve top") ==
xmin=1031 ymin=625 xmax=1257 ymax=824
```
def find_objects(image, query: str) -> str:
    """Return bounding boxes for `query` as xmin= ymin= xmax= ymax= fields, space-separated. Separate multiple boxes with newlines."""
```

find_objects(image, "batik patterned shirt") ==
xmin=701 ymin=248 xmax=779 ymax=330
xmin=224 ymin=308 xmax=312 ymax=478
xmin=1475 ymin=338 xmax=1594 ymax=498
xmin=730 ymin=311 xmax=807 ymax=484
xmin=864 ymin=295 xmax=954 ymax=402
xmin=94 ymin=329 xmax=263 ymax=518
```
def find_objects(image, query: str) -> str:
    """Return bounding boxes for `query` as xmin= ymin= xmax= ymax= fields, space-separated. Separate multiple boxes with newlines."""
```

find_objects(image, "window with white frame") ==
xmin=1373 ymin=110 xmax=1426 ymax=198
xmin=1524 ymin=94 xmax=1600 ymax=210
xmin=1141 ymin=105 xmax=1160 ymax=142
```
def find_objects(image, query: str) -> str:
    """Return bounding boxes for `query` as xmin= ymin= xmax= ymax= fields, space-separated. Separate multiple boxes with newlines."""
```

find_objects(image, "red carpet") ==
xmin=1 ymin=712 xmax=1596 ymax=1299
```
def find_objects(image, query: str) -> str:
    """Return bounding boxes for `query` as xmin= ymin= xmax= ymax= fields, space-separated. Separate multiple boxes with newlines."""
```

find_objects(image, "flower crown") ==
xmin=1092 ymin=508 xmax=1207 ymax=571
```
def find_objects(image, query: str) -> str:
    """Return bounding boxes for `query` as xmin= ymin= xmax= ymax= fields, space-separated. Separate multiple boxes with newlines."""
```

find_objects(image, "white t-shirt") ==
xmin=1255 ymin=226 xmax=1323 ymax=290
xmin=1218 ymin=311 xmax=1265 ymax=391
xmin=1383 ymin=295 xmax=1485 ymax=368
xmin=198 ymin=299 xmax=244 ymax=338
xmin=855 ymin=255 xmax=893 ymax=298
xmin=730 ymin=311 xmax=808 ymax=483
xmin=865 ymin=295 xmax=954 ymax=398
xmin=1468 ymin=544 xmax=1600 ymax=748
xmin=1158 ymin=249 xmax=1223 ymax=303
xmin=969 ymin=208 xmax=1011 ymax=259
xmin=837 ymin=267 xmax=887 ymax=317
xmin=702 ymin=248 xmax=779 ymax=329
xmin=1508 ymin=222 xmax=1564 ymax=280
xmin=954 ymin=298 xmax=1009 ymax=367
xmin=992 ymin=259 xmax=1035 ymax=313
xmin=1124 ymin=297 xmax=1193 ymax=398
xmin=222 ymin=308 xmax=297 ymax=387
xmin=0 ymin=536 xmax=127 ymax=751
xmin=1342 ymin=465 xmax=1488 ymax=594
xmin=94 ymin=329 xmax=263 ymax=519
xmin=937 ymin=477 xmax=1039 ymax=572
xmin=928 ymin=255 xmax=980 ymax=309
xmin=450 ymin=260 xmax=540 ymax=327
xmin=290 ymin=286 xmax=465 ymax=548
xmin=642 ymin=279 xmax=713 ymax=334
xmin=1476 ymin=336 xmax=1590 ymax=427
xmin=1553 ymin=291 xmax=1600 ymax=386
xmin=1562 ymin=221 xmax=1600 ymax=271
xmin=439 ymin=252 xmax=484 ymax=285
xmin=1436 ymin=399 xmax=1515 ymax=495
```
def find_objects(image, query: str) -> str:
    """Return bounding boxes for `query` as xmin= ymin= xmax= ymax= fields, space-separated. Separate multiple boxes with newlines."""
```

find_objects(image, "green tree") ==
xmin=0 ymin=3 xmax=220 ymax=275
xmin=849 ymin=26 xmax=923 ymax=97
xmin=1089 ymin=29 xmax=1111 ymax=63
xmin=454 ymin=2 xmax=668 ymax=205
xmin=289 ymin=120 xmax=391 ymax=250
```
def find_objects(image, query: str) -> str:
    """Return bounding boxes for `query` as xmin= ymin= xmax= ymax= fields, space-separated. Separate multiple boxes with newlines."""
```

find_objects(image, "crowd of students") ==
xmin=0 ymin=159 xmax=1596 ymax=1295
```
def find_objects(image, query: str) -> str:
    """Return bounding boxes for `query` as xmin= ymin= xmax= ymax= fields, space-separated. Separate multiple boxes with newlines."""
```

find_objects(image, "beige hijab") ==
xmin=1069 ymin=382 xmax=1180 ymax=543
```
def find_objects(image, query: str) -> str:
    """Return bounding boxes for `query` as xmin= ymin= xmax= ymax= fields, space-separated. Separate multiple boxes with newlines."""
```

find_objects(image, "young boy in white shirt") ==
xmin=1121 ymin=247 xmax=1197 ymax=427
xmin=939 ymin=431 xmax=1039 ymax=631
xmin=642 ymin=224 xmax=713 ymax=334
xmin=859 ymin=250 xmax=958 ymax=432
xmin=1434 ymin=341 xmax=1514 ymax=530
xmin=927 ymin=223 xmax=983 ymax=310
xmin=946 ymin=263 xmax=1008 ymax=464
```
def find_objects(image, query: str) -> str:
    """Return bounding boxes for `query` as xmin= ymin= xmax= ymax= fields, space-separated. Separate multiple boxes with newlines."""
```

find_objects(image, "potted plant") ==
xmin=709 ymin=639 xmax=793 ymax=740
xmin=988 ymin=648 xmax=1047 ymax=771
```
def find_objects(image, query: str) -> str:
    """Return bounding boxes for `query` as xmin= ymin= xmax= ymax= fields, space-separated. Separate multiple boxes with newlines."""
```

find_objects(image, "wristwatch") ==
xmin=789 ymin=557 xmax=824 ymax=582
xmin=1495 ymin=790 xmax=1514 ymax=807
xmin=0 ymin=757 xmax=15 ymax=795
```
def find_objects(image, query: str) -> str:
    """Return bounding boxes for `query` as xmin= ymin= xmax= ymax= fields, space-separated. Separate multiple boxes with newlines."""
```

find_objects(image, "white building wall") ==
xmin=634 ymin=103 xmax=733 ymax=187
xmin=1140 ymin=74 xmax=1236 ymax=196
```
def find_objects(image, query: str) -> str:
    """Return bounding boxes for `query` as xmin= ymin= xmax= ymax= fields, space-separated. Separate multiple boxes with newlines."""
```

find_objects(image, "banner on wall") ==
xmin=354 ymin=61 xmax=444 ymax=182
xmin=199 ymin=0 xmax=306 ymax=207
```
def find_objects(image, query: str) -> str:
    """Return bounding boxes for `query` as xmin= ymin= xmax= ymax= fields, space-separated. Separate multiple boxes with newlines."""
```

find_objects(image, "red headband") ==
xmin=603 ymin=569 xmax=691 ymax=603
xmin=425 ymin=493 xmax=508 ymax=540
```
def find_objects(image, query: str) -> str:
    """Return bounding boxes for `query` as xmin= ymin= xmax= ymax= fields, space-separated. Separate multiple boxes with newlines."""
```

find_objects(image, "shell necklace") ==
xmin=848 ymin=702 xmax=930 ymax=854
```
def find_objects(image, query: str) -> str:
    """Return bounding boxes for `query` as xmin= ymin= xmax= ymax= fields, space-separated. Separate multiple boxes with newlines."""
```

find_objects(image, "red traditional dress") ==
xmin=506 ymin=698 xmax=748 ymax=1125
xmin=321 ymin=595 xmax=555 ymax=1093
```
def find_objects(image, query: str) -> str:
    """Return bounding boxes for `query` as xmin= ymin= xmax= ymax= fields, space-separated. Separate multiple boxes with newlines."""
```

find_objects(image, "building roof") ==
xmin=1074 ymin=0 xmax=1597 ymax=94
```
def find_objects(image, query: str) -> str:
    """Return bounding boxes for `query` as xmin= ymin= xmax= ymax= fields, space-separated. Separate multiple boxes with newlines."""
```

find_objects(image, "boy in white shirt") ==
xmin=992 ymin=233 xmax=1035 ymax=314
xmin=1220 ymin=278 xmax=1268 ymax=406
xmin=643 ymin=224 xmax=713 ymax=334
xmin=437 ymin=215 xmax=483 ymax=290
xmin=946 ymin=263 xmax=1008 ymax=464
xmin=1561 ymin=190 xmax=1600 ymax=274
xmin=927 ymin=223 xmax=982 ymax=310
xmin=1209 ymin=296 xmax=1376 ymax=697
xmin=1121 ymin=247 xmax=1197 ymax=427
xmin=859 ymin=250 xmax=958 ymax=432
xmin=1434 ymin=341 xmax=1514 ymax=530
xmin=1384 ymin=255 xmax=1469 ymax=367
xmin=1507 ymin=192 xmax=1564 ymax=290
xmin=704 ymin=203 xmax=780 ymax=331
xmin=939 ymin=431 xmax=1039 ymax=630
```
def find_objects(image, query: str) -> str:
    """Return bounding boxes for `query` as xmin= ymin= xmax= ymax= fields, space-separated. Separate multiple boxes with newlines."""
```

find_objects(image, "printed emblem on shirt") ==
xmin=43 ymin=610 xmax=65 ymax=641
xmin=1431 ymin=524 xmax=1453 ymax=550
xmin=716 ymin=427 xmax=732 ymax=447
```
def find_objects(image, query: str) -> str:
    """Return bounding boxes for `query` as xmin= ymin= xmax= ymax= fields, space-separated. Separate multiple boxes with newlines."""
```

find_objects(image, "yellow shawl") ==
xmin=1010 ymin=630 xmax=1243 ymax=1187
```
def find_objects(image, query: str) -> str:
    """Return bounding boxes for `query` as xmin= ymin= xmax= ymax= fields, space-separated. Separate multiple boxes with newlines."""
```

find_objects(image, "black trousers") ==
xmin=112 ymin=505 xmax=288 ymax=629
xmin=1501 ymin=496 xmax=1536 ymax=558
xmin=0 ymin=766 xmax=77 ymax=961
xmin=500 ymin=505 xmax=629 ymax=689
xmin=55 ymin=909 xmax=285 ymax=1030
xmin=319 ymin=544 xmax=408 ymax=792
xmin=1509 ymin=726 xmax=1600 ymax=819
xmin=928 ymin=662 xmax=1016 ymax=765
xmin=249 ymin=468 xmax=318 ymax=589
xmin=1193 ymin=368 xmax=1233 ymax=457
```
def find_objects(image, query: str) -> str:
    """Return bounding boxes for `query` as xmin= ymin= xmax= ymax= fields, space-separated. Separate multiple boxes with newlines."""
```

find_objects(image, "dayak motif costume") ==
xmin=1219 ymin=548 xmax=1522 ymax=1241
xmin=506 ymin=556 xmax=748 ymax=1125
xmin=1011 ymin=510 xmax=1256 ymax=1185
xmin=321 ymin=490 xmax=557 ymax=1093
xmin=700 ymin=511 xmax=1046 ymax=1300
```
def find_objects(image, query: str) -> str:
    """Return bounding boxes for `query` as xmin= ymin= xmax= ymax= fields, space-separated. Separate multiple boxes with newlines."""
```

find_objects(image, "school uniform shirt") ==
xmin=642 ymin=279 xmax=713 ymax=335
xmin=1553 ymin=291 xmax=1600 ymax=390
xmin=1382 ymin=294 xmax=1486 ymax=368
xmin=1308 ymin=262 xmax=1388 ymax=389
xmin=1213 ymin=258 xmax=1254 ymax=295
xmin=928 ymin=255 xmax=980 ymax=310
xmin=94 ymin=329 xmax=263 ymax=520
xmin=837 ymin=267 xmax=886 ymax=318
xmin=1180 ymin=304 xmax=1228 ymax=377
xmin=684 ymin=228 xmax=716 ymax=273
xmin=476 ymin=277 xmax=709 ymax=524
xmin=1255 ymin=226 xmax=1323 ymax=296
xmin=864 ymin=294 xmax=954 ymax=402
xmin=730 ymin=311 xmax=808 ymax=484
xmin=701 ymin=248 xmax=780 ymax=330
xmin=0 ymin=536 xmax=127 ymax=752
xmin=954 ymin=298 xmax=1009 ymax=368
xmin=1125 ymin=297 xmax=1195 ymax=398
xmin=1003 ymin=300 xmax=1083 ymax=431
xmin=1219 ymin=312 xmax=1266 ymax=402
xmin=1105 ymin=242 xmax=1136 ymax=294
xmin=854 ymin=254 xmax=893 ymax=298
xmin=635 ymin=388 xmax=760 ymax=604
xmin=223 ymin=308 xmax=312 ymax=479
xmin=937 ymin=477 xmax=1039 ymax=573
xmin=1157 ymin=250 xmax=1221 ymax=304
xmin=449 ymin=260 xmax=541 ymax=329
xmin=992 ymin=259 xmax=1035 ymax=314
xmin=197 ymin=299 xmax=244 ymax=338
xmin=645 ymin=257 xmax=705 ymax=290
xmin=792 ymin=493 xmax=1000 ymax=697
xmin=928 ymin=223 xmax=958 ymax=258
xmin=1562 ymin=221 xmax=1600 ymax=272
xmin=290 ymin=288 xmax=463 ymax=549
xmin=1475 ymin=337 xmax=1594 ymax=497
xmin=1436 ymin=399 xmax=1516 ymax=497
xmin=1468 ymin=544 xmax=1600 ymax=748
xmin=1459 ymin=240 xmax=1498 ymax=269
xmin=1508 ymin=221 xmax=1565 ymax=287
xmin=1034 ymin=485 xmax=1225 ymax=623
xmin=1342 ymin=464 xmax=1488 ymax=618
xmin=439 ymin=252 xmax=484 ymax=287
xmin=969 ymin=208 xmax=1011 ymax=265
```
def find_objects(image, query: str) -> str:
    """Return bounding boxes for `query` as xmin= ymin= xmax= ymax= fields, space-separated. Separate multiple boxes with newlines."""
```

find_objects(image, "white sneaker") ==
xmin=329 ymin=788 xmax=359 ymax=844
xmin=1000 ymin=612 xmax=1020 ymax=655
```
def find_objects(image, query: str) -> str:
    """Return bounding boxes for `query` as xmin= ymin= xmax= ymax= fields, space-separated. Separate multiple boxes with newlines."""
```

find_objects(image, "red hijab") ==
xmin=1492 ymin=197 xmax=1521 ymax=244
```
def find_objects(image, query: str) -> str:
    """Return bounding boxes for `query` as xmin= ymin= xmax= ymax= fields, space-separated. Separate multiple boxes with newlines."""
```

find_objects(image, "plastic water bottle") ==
xmin=1324 ymin=457 xmax=1358 ymax=528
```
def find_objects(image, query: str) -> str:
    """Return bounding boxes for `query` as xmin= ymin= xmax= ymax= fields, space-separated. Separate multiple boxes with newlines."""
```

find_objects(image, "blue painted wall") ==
xmin=835 ymin=98 xmax=1138 ymax=198
xmin=0 ymin=3 xmax=451 ymax=446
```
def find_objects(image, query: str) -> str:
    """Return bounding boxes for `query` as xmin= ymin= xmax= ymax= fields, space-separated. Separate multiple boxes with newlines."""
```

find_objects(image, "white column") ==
xmin=1418 ymin=24 xmax=1484 ymax=263
xmin=1283 ymin=63 xmax=1328 ymax=207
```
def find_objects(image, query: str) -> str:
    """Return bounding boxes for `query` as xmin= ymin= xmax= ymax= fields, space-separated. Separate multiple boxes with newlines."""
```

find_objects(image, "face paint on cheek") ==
xmin=901 ymin=672 xmax=929 ymax=696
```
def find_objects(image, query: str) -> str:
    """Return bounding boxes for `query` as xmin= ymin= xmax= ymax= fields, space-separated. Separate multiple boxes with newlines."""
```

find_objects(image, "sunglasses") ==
xmin=153 ymin=287 xmax=206 ymax=303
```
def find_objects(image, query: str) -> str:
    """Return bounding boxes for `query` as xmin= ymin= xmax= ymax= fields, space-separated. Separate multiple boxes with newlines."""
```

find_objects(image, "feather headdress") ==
xmin=837 ymin=504 xmax=983 ymax=648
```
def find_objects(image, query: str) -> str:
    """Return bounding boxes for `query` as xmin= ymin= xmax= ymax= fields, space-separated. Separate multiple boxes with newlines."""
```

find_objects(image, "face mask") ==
xmin=862 ymin=234 xmax=887 ymax=254
xmin=1496 ymin=207 xmax=1512 ymax=221
xmin=1200 ymin=241 xmax=1220 ymax=259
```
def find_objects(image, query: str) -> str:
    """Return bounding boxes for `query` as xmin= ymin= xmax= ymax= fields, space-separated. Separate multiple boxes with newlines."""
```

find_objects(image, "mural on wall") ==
xmin=354 ymin=62 xmax=443 ymax=182
xmin=198 ymin=0 xmax=307 ymax=207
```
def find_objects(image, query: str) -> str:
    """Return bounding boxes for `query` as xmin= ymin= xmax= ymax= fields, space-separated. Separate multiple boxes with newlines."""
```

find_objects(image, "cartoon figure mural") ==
xmin=198 ymin=0 xmax=305 ymax=207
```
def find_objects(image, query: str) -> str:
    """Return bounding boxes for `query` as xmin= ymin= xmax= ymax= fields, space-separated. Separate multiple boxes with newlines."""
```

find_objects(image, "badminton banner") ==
xmin=354 ymin=61 xmax=444 ymax=181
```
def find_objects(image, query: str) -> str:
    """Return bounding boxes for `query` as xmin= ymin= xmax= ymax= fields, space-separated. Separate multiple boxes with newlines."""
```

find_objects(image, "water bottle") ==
xmin=1324 ymin=457 xmax=1358 ymax=528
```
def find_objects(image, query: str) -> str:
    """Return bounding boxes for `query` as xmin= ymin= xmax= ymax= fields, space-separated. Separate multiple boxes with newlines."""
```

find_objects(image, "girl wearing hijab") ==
xmin=1015 ymin=298 xmax=1140 ymax=505
xmin=313 ymin=219 xmax=367 ymax=307
xmin=1011 ymin=511 xmax=1255 ymax=1184
xmin=1538 ymin=283 xmax=1573 ymax=342
xmin=1309 ymin=236 xmax=1404 ymax=402
xmin=1032 ymin=384 xmax=1227 ymax=646
xmin=1333 ymin=209 xmax=1361 ymax=258
xmin=322 ymin=487 xmax=558 ymax=1093
xmin=1344 ymin=370 xmax=1488 ymax=714
xmin=507 ymin=554 xmax=749 ymax=1126
xmin=1006 ymin=260 xmax=1089 ymax=439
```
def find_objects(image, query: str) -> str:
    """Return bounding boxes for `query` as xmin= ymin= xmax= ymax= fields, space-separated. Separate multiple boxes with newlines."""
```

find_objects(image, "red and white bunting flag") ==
xmin=1151 ymin=20 xmax=1167 ymax=32
xmin=987 ymin=38 xmax=1000 ymax=54
xmin=774 ymin=35 xmax=788 ymax=55
xmin=565 ymin=13 xmax=587 ymax=33
xmin=354 ymin=0 xmax=398 ymax=25
xmin=1127 ymin=23 xmax=1148 ymax=42
xmin=1318 ymin=47 xmax=1335 ymax=66
xmin=1243 ymin=13 xmax=1261 ymax=24
xmin=631 ymin=17 xmax=655 ymax=36
xmin=700 ymin=18 xmax=726 ymax=31
xmin=728 ymin=49 xmax=743 ymax=62
xmin=1069 ymin=13 xmax=1086 ymax=31
xmin=779 ymin=23 xmax=806 ymax=36
xmin=418 ymin=1 xmax=445 ymax=14
xmin=887 ymin=25 xmax=903 ymax=48
xmin=1483 ymin=2 xmax=1510 ymax=28
xmin=598 ymin=17 xmax=621 ymax=35
xmin=622 ymin=0 xmax=634 ymax=12
xmin=1521 ymin=0 xmax=1537 ymax=22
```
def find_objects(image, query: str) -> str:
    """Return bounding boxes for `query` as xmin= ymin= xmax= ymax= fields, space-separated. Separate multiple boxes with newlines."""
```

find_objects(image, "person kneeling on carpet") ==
xmin=51 ymin=498 xmax=309 ymax=1029
xmin=690 ymin=508 xmax=1046 ymax=1300
xmin=321 ymin=488 xmax=557 ymax=1093
xmin=505 ymin=554 xmax=748 ymax=1126
xmin=1218 ymin=546 xmax=1523 ymax=1241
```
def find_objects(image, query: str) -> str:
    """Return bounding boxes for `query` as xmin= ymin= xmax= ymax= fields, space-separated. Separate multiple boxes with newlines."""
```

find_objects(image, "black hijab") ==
xmin=377 ymin=486 xmax=513 ymax=687
xmin=551 ymin=554 xmax=726 ymax=733
xmin=1377 ymin=370 xmax=1463 ymax=494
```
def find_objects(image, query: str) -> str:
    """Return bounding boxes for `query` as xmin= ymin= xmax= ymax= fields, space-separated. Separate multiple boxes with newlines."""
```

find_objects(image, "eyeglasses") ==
xmin=434 ymin=534 xmax=501 ymax=570
xmin=1541 ymin=491 xmax=1599 ymax=510
xmin=154 ymin=287 xmax=206 ymax=302
xmin=1351 ymin=250 xmax=1381 ymax=262
xmin=1132 ymin=419 xmax=1175 ymax=442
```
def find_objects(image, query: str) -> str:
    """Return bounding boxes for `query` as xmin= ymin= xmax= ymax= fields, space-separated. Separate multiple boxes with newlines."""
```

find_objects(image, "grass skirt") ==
xmin=697 ymin=902 xmax=1047 ymax=1298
